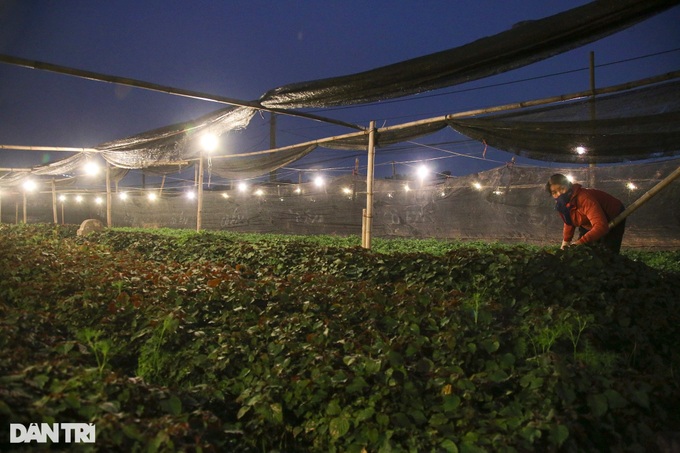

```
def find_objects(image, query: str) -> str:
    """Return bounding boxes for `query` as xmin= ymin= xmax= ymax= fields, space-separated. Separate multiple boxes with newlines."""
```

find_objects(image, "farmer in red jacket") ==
xmin=546 ymin=174 xmax=626 ymax=253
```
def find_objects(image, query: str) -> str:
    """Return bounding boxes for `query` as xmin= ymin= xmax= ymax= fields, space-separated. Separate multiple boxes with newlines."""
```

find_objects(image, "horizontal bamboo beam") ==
xmin=0 ymin=145 xmax=97 ymax=152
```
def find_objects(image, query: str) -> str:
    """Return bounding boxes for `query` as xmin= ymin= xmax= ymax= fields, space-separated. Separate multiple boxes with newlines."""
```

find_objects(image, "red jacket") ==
xmin=561 ymin=184 xmax=624 ymax=245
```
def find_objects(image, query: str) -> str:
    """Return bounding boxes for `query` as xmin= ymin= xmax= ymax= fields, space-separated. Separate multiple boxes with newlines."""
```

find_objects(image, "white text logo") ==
xmin=10 ymin=423 xmax=96 ymax=444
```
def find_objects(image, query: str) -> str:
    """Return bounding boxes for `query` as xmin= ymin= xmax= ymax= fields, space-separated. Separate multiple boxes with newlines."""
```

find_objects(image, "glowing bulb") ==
xmin=417 ymin=165 xmax=429 ymax=180
xmin=314 ymin=176 xmax=325 ymax=187
xmin=200 ymin=133 xmax=219 ymax=153
xmin=59 ymin=195 xmax=67 ymax=202
xmin=22 ymin=180 xmax=37 ymax=192
xmin=84 ymin=161 xmax=100 ymax=176
xmin=295 ymin=187 xmax=302 ymax=194
xmin=221 ymin=192 xmax=230 ymax=199
xmin=404 ymin=184 xmax=411 ymax=192
xmin=342 ymin=187 xmax=352 ymax=195
xmin=186 ymin=191 xmax=196 ymax=200
xmin=119 ymin=192 xmax=128 ymax=200
xmin=95 ymin=197 xmax=103 ymax=205
xmin=147 ymin=193 xmax=157 ymax=201
xmin=627 ymin=182 xmax=637 ymax=191
xmin=238 ymin=182 xmax=248 ymax=192
xmin=575 ymin=146 xmax=587 ymax=155
xmin=75 ymin=195 xmax=83 ymax=203
xmin=254 ymin=189 xmax=264 ymax=196
xmin=473 ymin=182 xmax=482 ymax=190
xmin=566 ymin=174 xmax=575 ymax=183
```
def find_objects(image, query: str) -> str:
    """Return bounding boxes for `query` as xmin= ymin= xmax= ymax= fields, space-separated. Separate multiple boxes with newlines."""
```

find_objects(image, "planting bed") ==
xmin=1 ymin=224 xmax=679 ymax=451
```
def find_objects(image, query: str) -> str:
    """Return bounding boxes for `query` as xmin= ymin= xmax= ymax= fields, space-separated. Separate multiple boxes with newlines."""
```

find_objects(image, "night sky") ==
xmin=1 ymin=1 xmax=679 ymax=185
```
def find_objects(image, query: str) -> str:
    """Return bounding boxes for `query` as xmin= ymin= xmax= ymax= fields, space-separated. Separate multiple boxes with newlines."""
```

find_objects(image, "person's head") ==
xmin=546 ymin=174 xmax=572 ymax=199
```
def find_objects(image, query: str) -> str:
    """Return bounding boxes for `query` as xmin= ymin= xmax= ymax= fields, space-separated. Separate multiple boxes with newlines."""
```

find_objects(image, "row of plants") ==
xmin=1 ymin=223 xmax=679 ymax=451
xmin=100 ymin=226 xmax=680 ymax=273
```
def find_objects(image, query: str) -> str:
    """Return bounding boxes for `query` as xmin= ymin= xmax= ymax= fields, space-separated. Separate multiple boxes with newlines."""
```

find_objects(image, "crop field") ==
xmin=1 ymin=223 xmax=679 ymax=451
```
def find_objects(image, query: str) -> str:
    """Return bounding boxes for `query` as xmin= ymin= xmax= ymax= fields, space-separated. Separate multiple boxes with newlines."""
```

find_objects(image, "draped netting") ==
xmin=1 ymin=0 xmax=679 ymax=186
xmin=259 ymin=0 xmax=679 ymax=108
xmin=447 ymin=80 xmax=680 ymax=163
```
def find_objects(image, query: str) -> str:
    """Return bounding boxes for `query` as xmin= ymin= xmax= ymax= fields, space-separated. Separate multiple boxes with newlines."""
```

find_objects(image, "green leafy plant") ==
xmin=563 ymin=312 xmax=594 ymax=358
xmin=1 ymin=223 xmax=679 ymax=451
xmin=137 ymin=314 xmax=180 ymax=382
xmin=76 ymin=328 xmax=112 ymax=375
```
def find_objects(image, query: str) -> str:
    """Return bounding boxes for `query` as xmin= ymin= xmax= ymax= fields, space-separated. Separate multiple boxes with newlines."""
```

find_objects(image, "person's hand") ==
xmin=561 ymin=240 xmax=571 ymax=250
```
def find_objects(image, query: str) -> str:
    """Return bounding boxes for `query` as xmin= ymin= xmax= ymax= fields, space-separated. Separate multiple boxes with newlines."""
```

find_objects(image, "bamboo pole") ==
xmin=609 ymin=165 xmax=680 ymax=229
xmin=51 ymin=179 xmax=58 ymax=224
xmin=207 ymin=70 xmax=680 ymax=162
xmin=0 ymin=53 xmax=363 ymax=131
xmin=361 ymin=209 xmax=367 ymax=247
xmin=0 ymin=145 xmax=97 ymax=152
xmin=106 ymin=163 xmax=112 ymax=227
xmin=363 ymin=121 xmax=376 ymax=249
xmin=22 ymin=191 xmax=27 ymax=224
xmin=197 ymin=153 xmax=204 ymax=232
xmin=588 ymin=51 xmax=597 ymax=188
xmin=2 ymin=70 xmax=678 ymax=165
xmin=269 ymin=112 xmax=277 ymax=182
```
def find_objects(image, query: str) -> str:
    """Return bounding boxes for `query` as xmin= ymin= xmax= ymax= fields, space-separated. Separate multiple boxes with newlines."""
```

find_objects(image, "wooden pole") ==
xmin=588 ymin=51 xmax=597 ymax=188
xmin=22 ymin=192 xmax=27 ymax=224
xmin=0 ymin=145 xmax=97 ymax=152
xmin=609 ymin=165 xmax=680 ymax=229
xmin=363 ymin=121 xmax=376 ymax=249
xmin=197 ymin=153 xmax=204 ymax=232
xmin=353 ymin=158 xmax=359 ymax=202
xmin=106 ymin=162 xmax=112 ymax=227
xmin=361 ymin=208 xmax=367 ymax=246
xmin=0 ymin=53 xmax=362 ymax=131
xmin=51 ymin=179 xmax=58 ymax=224
xmin=269 ymin=113 xmax=277 ymax=182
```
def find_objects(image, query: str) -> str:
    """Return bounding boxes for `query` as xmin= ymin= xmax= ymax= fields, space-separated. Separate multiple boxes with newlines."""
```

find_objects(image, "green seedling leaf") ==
xmin=329 ymin=416 xmax=350 ymax=440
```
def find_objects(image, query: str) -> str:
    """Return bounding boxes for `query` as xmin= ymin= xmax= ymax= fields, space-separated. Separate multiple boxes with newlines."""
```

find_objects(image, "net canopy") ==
xmin=1 ymin=0 xmax=679 ymax=184
xmin=447 ymin=79 xmax=680 ymax=163
xmin=259 ymin=0 xmax=679 ymax=108
xmin=206 ymin=119 xmax=451 ymax=179
xmin=97 ymin=106 xmax=256 ymax=170
xmin=9 ymin=158 xmax=677 ymax=249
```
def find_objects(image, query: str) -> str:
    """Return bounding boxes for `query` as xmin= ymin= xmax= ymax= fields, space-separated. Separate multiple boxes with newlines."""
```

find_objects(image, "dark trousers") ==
xmin=578 ymin=218 xmax=626 ymax=254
